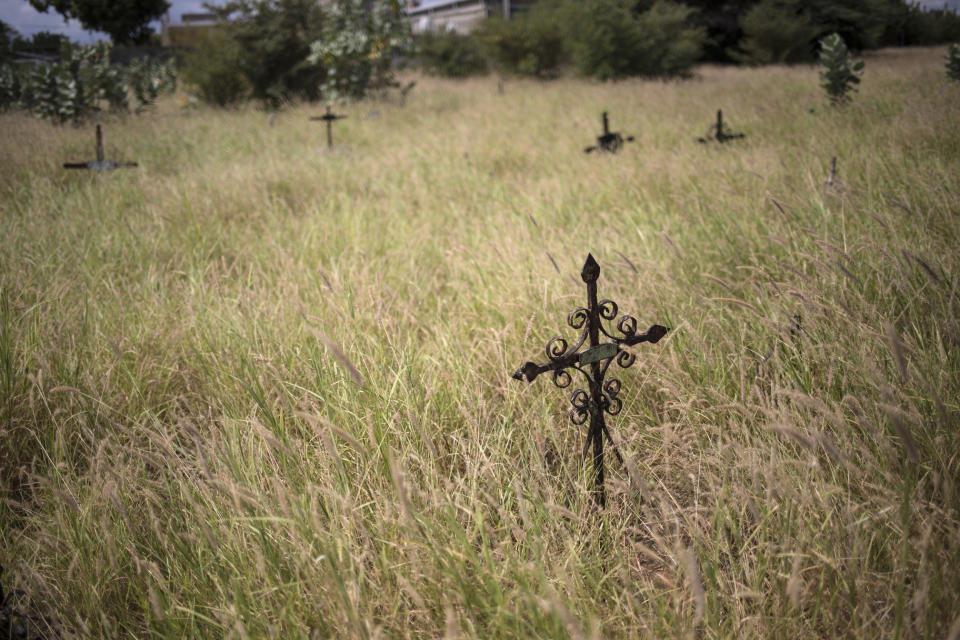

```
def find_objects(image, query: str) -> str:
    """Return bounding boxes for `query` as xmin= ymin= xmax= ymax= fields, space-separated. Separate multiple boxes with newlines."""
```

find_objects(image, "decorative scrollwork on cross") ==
xmin=513 ymin=254 xmax=669 ymax=508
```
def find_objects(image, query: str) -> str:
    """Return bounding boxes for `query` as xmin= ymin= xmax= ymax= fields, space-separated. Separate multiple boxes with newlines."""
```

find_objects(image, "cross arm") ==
xmin=512 ymin=351 xmax=580 ymax=383
xmin=513 ymin=324 xmax=669 ymax=383
xmin=614 ymin=323 xmax=670 ymax=347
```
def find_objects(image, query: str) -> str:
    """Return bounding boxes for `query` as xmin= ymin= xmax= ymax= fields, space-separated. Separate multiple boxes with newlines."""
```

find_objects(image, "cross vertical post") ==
xmin=326 ymin=105 xmax=334 ymax=148
xmin=585 ymin=113 xmax=634 ymax=154
xmin=697 ymin=108 xmax=745 ymax=143
xmin=96 ymin=124 xmax=104 ymax=164
xmin=310 ymin=104 xmax=347 ymax=149
xmin=513 ymin=254 xmax=669 ymax=507
xmin=63 ymin=125 xmax=138 ymax=171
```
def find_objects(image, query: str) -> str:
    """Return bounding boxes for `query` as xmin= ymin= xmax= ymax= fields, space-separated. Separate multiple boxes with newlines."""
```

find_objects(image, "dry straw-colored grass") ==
xmin=1 ymin=46 xmax=958 ymax=638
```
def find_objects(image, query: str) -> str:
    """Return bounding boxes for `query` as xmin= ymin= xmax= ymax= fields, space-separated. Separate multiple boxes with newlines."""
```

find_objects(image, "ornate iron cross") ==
xmin=310 ymin=104 xmax=348 ymax=149
xmin=63 ymin=125 xmax=138 ymax=171
xmin=696 ymin=109 xmax=745 ymax=143
xmin=513 ymin=254 xmax=669 ymax=507
xmin=584 ymin=112 xmax=634 ymax=153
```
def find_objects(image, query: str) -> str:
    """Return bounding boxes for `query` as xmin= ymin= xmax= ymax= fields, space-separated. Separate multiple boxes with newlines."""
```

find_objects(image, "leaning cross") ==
xmin=697 ymin=109 xmax=745 ymax=143
xmin=310 ymin=104 xmax=348 ymax=149
xmin=63 ymin=125 xmax=138 ymax=171
xmin=513 ymin=254 xmax=669 ymax=507
xmin=584 ymin=112 xmax=634 ymax=153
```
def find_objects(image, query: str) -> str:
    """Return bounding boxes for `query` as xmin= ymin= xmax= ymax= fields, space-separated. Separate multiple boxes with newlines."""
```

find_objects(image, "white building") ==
xmin=406 ymin=0 xmax=537 ymax=34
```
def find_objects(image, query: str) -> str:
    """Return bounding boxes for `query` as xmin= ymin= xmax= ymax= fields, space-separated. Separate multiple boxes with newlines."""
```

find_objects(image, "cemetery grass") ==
xmin=1 ymin=45 xmax=959 ymax=639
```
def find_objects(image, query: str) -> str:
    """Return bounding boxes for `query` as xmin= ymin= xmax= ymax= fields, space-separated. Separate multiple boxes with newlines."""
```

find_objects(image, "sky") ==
xmin=0 ymin=0 xmax=208 ymax=43
xmin=2 ymin=0 xmax=960 ymax=44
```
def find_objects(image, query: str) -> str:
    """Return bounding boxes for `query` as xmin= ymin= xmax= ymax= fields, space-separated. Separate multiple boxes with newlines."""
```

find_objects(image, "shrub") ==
xmin=564 ymin=0 xmax=705 ymax=80
xmin=181 ymin=33 xmax=250 ymax=107
xmin=730 ymin=0 xmax=818 ymax=65
xmin=948 ymin=43 xmax=960 ymax=81
xmin=473 ymin=7 xmax=565 ymax=78
xmin=308 ymin=0 xmax=415 ymax=102
xmin=818 ymin=32 xmax=864 ymax=105
xmin=416 ymin=30 xmax=488 ymax=78
xmin=126 ymin=56 xmax=177 ymax=112
xmin=14 ymin=41 xmax=130 ymax=123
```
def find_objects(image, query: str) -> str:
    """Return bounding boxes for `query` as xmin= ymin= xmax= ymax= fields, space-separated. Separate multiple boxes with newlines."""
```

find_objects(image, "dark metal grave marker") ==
xmin=696 ymin=109 xmax=745 ymax=143
xmin=63 ymin=125 xmax=138 ymax=171
xmin=584 ymin=112 xmax=634 ymax=153
xmin=512 ymin=254 xmax=669 ymax=507
xmin=310 ymin=104 xmax=347 ymax=149
xmin=828 ymin=156 xmax=838 ymax=184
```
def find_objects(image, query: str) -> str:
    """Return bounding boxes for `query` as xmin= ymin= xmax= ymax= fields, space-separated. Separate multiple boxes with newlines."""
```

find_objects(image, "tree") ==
xmin=803 ymin=0 xmax=901 ymax=51
xmin=308 ymin=0 xmax=414 ymax=101
xmin=473 ymin=3 xmax=566 ymax=79
xmin=27 ymin=0 xmax=170 ymax=45
xmin=562 ymin=0 xmax=705 ymax=80
xmin=0 ymin=20 xmax=18 ymax=62
xmin=206 ymin=0 xmax=326 ymax=107
xmin=730 ymin=0 xmax=818 ymax=64
xmin=13 ymin=31 xmax=70 ymax=55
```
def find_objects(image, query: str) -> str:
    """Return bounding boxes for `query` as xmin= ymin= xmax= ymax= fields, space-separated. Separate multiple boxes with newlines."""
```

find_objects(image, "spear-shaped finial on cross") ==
xmin=513 ymin=254 xmax=669 ymax=507
xmin=63 ymin=125 xmax=138 ymax=171
xmin=584 ymin=112 xmax=635 ymax=154
xmin=310 ymin=104 xmax=348 ymax=149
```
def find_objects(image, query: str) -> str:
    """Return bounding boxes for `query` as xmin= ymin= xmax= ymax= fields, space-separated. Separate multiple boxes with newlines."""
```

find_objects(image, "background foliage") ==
xmin=728 ymin=0 xmax=819 ymax=65
xmin=307 ymin=0 xmax=414 ymax=102
xmin=416 ymin=0 xmax=960 ymax=80
xmin=416 ymin=30 xmax=489 ymax=78
xmin=0 ymin=41 xmax=175 ymax=121
xmin=206 ymin=0 xmax=326 ymax=108
xmin=180 ymin=32 xmax=250 ymax=107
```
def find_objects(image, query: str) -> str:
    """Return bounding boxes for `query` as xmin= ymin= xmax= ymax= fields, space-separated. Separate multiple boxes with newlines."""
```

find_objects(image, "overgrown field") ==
xmin=1 ymin=46 xmax=958 ymax=639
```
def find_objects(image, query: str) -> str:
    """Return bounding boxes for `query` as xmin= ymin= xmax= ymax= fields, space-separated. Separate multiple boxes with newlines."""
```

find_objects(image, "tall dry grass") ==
xmin=1 ymin=46 xmax=958 ymax=638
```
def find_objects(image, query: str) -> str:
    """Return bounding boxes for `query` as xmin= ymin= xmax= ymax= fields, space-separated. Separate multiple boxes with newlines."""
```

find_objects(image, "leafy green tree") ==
xmin=819 ymin=32 xmax=863 ymax=105
xmin=886 ymin=4 xmax=960 ymax=47
xmin=563 ymin=0 xmax=705 ymax=80
xmin=27 ymin=0 xmax=170 ymax=45
xmin=473 ymin=4 xmax=566 ymax=78
xmin=181 ymin=32 xmax=250 ymax=107
xmin=0 ymin=21 xmax=18 ymax=62
xmin=803 ymin=0 xmax=900 ymax=51
xmin=11 ymin=31 xmax=70 ymax=56
xmin=947 ymin=43 xmax=960 ymax=81
xmin=730 ymin=0 xmax=818 ymax=64
xmin=307 ymin=0 xmax=414 ymax=101
xmin=416 ymin=31 xmax=488 ymax=78
xmin=206 ymin=0 xmax=325 ymax=107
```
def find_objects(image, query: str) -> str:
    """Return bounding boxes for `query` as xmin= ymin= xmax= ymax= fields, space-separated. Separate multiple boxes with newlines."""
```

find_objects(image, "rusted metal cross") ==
xmin=697 ymin=109 xmax=745 ymax=143
xmin=63 ymin=125 xmax=138 ymax=171
xmin=310 ymin=104 xmax=348 ymax=149
xmin=584 ymin=112 xmax=634 ymax=153
xmin=513 ymin=254 xmax=669 ymax=507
